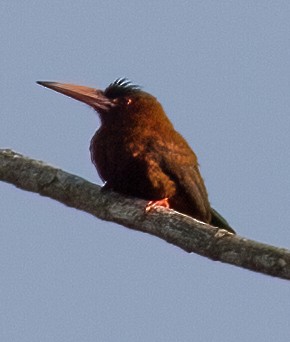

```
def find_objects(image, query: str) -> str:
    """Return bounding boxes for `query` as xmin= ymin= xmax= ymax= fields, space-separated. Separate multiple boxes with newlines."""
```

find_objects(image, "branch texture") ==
xmin=1 ymin=148 xmax=290 ymax=280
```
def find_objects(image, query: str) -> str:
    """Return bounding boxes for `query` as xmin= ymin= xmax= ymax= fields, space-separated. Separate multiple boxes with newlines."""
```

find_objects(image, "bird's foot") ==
xmin=145 ymin=198 xmax=170 ymax=212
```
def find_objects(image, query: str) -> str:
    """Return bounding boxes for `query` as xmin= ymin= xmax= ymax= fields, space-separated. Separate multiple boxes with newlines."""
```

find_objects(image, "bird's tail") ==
xmin=210 ymin=207 xmax=236 ymax=234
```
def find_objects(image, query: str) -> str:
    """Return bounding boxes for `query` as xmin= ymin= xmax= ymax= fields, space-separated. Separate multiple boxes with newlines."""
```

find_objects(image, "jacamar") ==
xmin=37 ymin=78 xmax=235 ymax=233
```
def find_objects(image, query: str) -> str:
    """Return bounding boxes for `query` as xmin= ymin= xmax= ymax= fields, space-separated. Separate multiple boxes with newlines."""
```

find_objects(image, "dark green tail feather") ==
xmin=210 ymin=208 xmax=236 ymax=234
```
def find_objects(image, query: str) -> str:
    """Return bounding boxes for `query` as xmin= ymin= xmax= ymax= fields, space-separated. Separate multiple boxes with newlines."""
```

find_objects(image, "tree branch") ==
xmin=1 ymin=148 xmax=290 ymax=280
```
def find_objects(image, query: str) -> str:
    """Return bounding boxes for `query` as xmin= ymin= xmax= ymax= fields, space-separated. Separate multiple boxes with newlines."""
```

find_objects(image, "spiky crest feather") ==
xmin=104 ymin=78 xmax=141 ymax=99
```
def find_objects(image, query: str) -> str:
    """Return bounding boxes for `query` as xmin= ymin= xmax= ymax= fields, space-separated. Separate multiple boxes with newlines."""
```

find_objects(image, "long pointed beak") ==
xmin=37 ymin=81 xmax=114 ymax=111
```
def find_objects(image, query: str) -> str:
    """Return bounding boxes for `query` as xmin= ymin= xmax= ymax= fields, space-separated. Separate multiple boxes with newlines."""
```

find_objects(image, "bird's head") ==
xmin=37 ymin=78 xmax=164 ymax=126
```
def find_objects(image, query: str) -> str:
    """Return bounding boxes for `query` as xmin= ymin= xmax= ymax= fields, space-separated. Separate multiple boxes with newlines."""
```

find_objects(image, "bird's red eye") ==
xmin=126 ymin=98 xmax=132 ymax=105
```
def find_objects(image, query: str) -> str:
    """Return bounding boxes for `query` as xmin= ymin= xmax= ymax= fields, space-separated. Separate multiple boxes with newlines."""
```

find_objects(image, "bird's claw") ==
xmin=145 ymin=198 xmax=170 ymax=212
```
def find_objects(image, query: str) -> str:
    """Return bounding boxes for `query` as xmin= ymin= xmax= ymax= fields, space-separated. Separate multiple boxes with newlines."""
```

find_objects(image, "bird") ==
xmin=37 ymin=78 xmax=235 ymax=234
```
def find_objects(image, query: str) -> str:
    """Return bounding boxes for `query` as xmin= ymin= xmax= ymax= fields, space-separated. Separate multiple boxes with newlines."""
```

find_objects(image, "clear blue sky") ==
xmin=1 ymin=2 xmax=290 ymax=341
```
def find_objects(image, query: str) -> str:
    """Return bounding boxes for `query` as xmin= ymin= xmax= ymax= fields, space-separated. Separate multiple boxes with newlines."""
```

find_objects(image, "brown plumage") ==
xmin=37 ymin=78 xmax=235 ymax=233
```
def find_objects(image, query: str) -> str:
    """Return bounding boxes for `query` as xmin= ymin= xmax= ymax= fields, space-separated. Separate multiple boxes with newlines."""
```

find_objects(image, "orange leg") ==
xmin=145 ymin=198 xmax=170 ymax=212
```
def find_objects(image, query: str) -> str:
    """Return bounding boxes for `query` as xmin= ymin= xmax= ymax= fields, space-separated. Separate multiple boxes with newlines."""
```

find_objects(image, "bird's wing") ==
xmin=148 ymin=136 xmax=211 ymax=220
